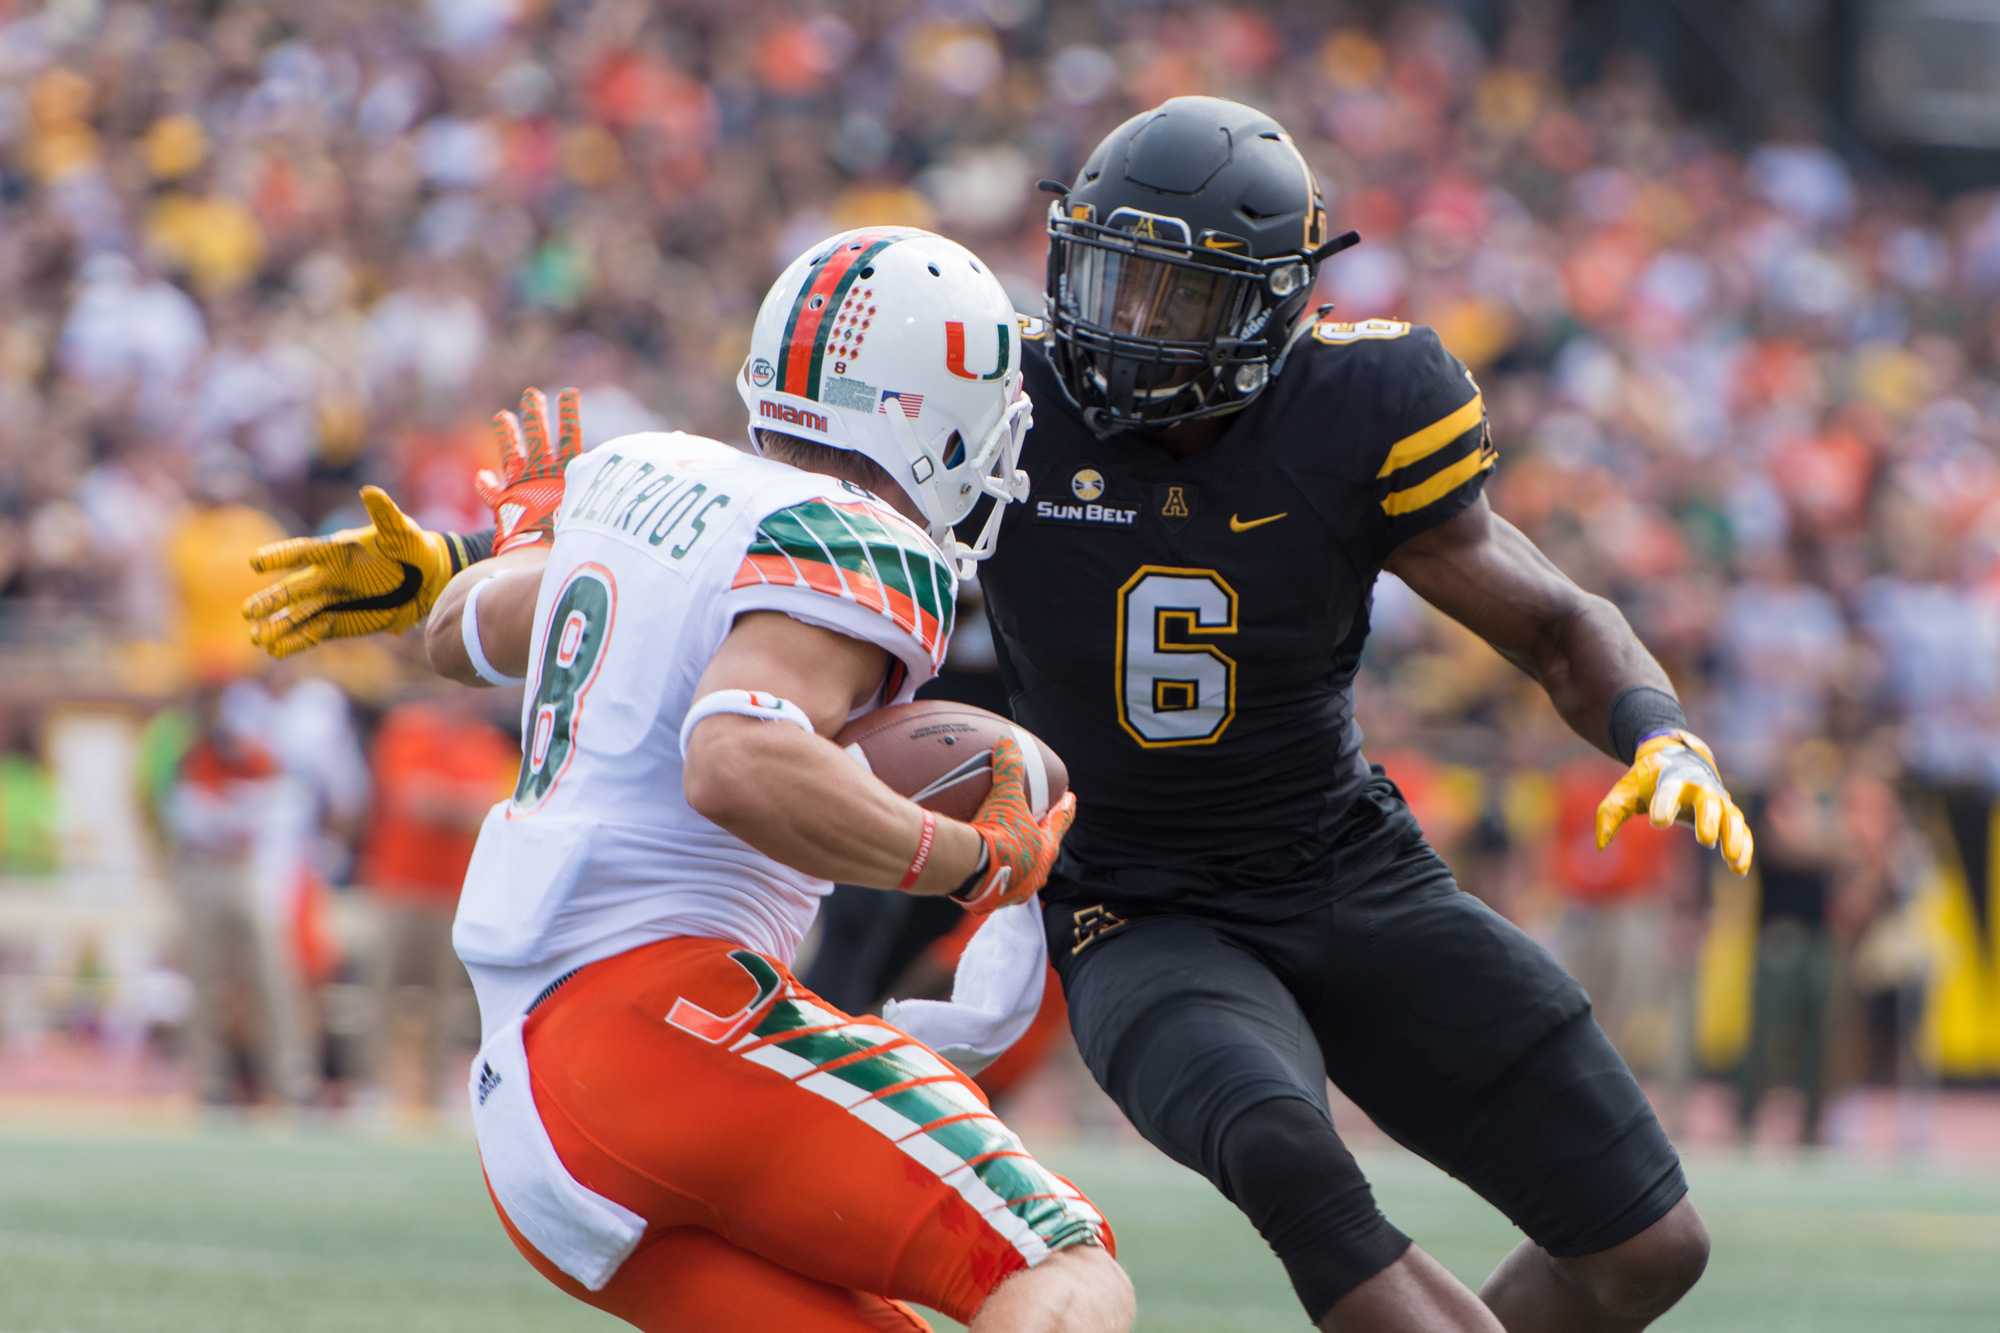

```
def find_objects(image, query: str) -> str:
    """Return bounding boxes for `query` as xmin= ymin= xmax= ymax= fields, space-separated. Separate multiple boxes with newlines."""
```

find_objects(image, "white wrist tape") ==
xmin=462 ymin=575 xmax=525 ymax=687
xmin=678 ymin=689 xmax=816 ymax=757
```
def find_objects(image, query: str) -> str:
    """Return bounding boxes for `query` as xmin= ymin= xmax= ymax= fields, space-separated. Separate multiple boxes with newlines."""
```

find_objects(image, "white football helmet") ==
xmin=737 ymin=226 xmax=1033 ymax=577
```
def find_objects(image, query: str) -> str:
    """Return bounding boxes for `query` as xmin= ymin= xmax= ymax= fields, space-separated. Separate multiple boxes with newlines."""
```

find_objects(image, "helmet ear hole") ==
xmin=943 ymin=432 xmax=966 ymax=468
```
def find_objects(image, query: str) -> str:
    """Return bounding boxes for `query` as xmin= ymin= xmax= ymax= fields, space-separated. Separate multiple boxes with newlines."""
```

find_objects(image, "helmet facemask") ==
xmin=1046 ymin=204 xmax=1316 ymax=434
xmin=878 ymin=382 xmax=1032 ymax=580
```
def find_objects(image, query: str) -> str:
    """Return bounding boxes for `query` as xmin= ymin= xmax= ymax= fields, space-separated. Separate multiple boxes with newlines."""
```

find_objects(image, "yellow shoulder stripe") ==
xmin=1381 ymin=446 xmax=1495 ymax=517
xmin=1375 ymin=392 xmax=1484 ymax=478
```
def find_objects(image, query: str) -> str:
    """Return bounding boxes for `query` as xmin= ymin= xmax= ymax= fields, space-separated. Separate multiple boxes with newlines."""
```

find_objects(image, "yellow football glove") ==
xmin=243 ymin=486 xmax=479 ymax=659
xmin=1596 ymin=729 xmax=1754 ymax=876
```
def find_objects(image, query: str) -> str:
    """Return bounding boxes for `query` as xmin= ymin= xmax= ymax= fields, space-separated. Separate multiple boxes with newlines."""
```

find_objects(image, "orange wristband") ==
xmin=899 ymin=810 xmax=937 ymax=890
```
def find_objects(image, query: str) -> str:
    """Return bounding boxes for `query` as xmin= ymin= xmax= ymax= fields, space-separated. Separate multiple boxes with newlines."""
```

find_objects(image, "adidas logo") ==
xmin=497 ymin=502 xmax=527 ymax=537
xmin=475 ymin=1061 xmax=503 ymax=1106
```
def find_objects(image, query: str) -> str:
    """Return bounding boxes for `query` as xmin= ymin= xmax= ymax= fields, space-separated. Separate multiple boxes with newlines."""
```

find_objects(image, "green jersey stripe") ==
xmin=822 ymin=503 xmax=929 ymax=618
xmin=753 ymin=501 xmax=951 ymax=627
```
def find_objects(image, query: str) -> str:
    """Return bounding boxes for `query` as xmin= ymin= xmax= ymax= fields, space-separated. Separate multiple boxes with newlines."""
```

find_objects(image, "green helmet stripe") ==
xmin=803 ymin=236 xmax=898 ymax=399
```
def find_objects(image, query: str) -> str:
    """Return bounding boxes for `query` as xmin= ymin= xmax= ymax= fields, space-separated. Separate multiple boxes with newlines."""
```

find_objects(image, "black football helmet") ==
xmin=1043 ymin=96 xmax=1358 ymax=435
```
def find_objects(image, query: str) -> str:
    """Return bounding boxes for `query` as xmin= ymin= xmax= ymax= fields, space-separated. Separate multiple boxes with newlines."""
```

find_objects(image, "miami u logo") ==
xmin=945 ymin=321 xmax=1010 ymax=381
xmin=666 ymin=950 xmax=783 ymax=1044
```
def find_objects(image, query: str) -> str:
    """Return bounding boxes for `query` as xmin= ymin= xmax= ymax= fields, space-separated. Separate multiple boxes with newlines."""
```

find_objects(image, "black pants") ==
xmin=1045 ymin=775 xmax=1687 ymax=1317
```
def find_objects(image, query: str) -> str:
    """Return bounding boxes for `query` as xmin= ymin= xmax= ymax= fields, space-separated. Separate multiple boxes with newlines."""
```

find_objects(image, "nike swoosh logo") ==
xmin=1228 ymin=512 xmax=1288 ymax=533
xmin=337 ymin=562 xmax=424 ymax=612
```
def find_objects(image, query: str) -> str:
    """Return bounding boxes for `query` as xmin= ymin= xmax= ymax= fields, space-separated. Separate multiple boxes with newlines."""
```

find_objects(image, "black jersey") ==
xmin=977 ymin=316 xmax=1495 ymax=916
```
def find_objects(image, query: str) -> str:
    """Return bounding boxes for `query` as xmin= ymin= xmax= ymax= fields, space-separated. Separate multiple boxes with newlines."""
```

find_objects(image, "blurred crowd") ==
xmin=2 ymin=0 xmax=1997 ymax=1132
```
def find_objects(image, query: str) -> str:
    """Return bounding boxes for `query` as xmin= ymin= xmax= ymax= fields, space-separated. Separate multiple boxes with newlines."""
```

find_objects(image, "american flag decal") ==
xmin=878 ymin=389 xmax=924 ymax=419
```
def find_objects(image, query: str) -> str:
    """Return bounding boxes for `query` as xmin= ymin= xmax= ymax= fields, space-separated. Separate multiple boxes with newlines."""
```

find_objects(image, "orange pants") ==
xmin=486 ymin=936 xmax=1110 ymax=1331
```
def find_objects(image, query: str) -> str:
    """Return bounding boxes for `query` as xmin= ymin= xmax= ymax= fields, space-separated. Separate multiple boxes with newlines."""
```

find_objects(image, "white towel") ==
xmin=469 ymin=1014 xmax=646 ymax=1291
xmin=882 ymin=895 xmax=1047 ymax=1075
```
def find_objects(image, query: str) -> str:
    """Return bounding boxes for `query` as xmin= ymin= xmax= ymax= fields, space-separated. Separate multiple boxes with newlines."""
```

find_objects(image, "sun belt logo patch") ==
xmin=1072 ymin=468 xmax=1105 ymax=501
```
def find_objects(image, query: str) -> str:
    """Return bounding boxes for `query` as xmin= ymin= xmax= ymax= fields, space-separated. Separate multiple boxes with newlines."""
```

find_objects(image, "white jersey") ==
xmin=453 ymin=432 xmax=958 ymax=1033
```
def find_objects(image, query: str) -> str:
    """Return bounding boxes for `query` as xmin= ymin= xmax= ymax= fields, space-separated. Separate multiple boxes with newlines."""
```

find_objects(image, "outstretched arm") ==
xmin=243 ymin=387 xmax=582 ymax=660
xmin=1385 ymin=495 xmax=1670 ymax=750
xmin=1386 ymin=494 xmax=1752 ymax=874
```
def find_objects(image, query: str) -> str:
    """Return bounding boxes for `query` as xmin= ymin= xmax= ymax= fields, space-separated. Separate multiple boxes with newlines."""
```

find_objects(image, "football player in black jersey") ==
xmin=973 ymin=96 xmax=1755 ymax=1332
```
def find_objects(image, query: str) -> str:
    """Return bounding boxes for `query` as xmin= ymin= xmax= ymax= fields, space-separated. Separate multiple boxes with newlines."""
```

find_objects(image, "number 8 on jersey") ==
xmin=515 ymin=563 xmax=617 ymax=808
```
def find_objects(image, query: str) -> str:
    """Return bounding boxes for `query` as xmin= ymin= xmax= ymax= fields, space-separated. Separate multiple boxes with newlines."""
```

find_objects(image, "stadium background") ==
xmin=4 ymin=0 xmax=2000 ymax=1328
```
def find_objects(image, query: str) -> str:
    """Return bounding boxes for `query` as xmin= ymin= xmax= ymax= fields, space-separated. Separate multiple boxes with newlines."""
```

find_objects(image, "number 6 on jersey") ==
xmin=1115 ymin=566 xmax=1239 ymax=748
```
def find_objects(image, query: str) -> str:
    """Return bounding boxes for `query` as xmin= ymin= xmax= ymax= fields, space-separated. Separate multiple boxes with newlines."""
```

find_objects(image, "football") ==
xmin=835 ymin=701 xmax=1068 ymax=821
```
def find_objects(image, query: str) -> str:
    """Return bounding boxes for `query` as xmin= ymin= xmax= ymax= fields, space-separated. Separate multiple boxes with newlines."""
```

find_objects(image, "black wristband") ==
xmin=442 ymin=530 xmax=495 ymax=574
xmin=949 ymin=839 xmax=992 ymax=905
xmin=1608 ymin=686 xmax=1688 ymax=764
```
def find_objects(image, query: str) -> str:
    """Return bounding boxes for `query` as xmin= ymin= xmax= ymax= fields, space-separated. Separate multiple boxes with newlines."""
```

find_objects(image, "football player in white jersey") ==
xmin=244 ymin=228 xmax=1132 ymax=1333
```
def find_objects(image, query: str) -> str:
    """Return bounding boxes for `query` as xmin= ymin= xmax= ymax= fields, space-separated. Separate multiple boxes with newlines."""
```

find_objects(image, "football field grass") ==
xmin=2 ymin=1120 xmax=1996 ymax=1331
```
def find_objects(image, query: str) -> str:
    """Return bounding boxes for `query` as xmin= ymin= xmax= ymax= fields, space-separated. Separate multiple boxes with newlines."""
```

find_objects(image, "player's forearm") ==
xmin=1529 ymin=591 xmax=1678 ymax=761
xmin=684 ymin=716 xmax=983 ymax=895
xmin=424 ymin=548 xmax=548 ymax=686
xmin=1390 ymin=502 xmax=1682 ymax=762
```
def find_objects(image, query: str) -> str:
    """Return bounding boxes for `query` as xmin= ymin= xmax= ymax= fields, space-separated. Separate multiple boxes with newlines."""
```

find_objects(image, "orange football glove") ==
xmin=953 ymin=736 xmax=1077 ymax=914
xmin=476 ymin=386 xmax=584 ymax=553
xmin=1596 ymin=729 xmax=1754 ymax=876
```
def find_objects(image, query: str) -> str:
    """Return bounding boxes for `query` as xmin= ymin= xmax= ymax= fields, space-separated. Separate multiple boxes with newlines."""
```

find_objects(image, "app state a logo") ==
xmin=1072 ymin=468 xmax=1105 ymax=502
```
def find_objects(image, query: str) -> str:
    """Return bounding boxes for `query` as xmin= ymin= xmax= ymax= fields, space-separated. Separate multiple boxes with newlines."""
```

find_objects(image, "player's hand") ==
xmin=243 ymin=486 xmax=459 ymax=659
xmin=476 ymin=386 xmax=583 ymax=553
xmin=955 ymin=736 xmax=1077 ymax=913
xmin=1596 ymin=729 xmax=1754 ymax=876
